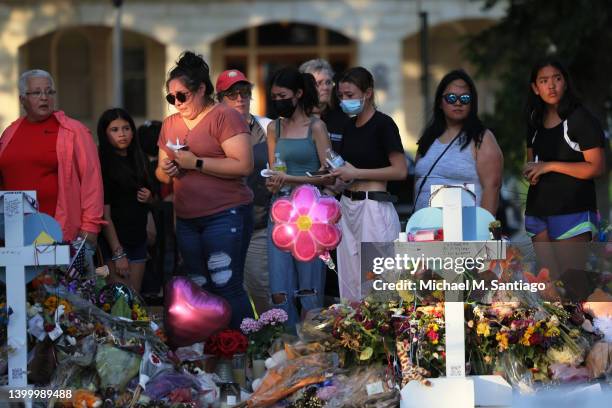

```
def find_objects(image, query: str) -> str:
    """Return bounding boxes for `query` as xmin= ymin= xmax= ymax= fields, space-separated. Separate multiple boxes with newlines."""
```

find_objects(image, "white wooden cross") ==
xmin=0 ymin=191 xmax=70 ymax=390
xmin=400 ymin=185 xmax=512 ymax=407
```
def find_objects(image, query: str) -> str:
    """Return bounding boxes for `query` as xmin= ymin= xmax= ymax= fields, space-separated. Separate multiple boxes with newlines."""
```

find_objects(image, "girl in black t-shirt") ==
xmin=524 ymin=59 xmax=605 ymax=276
xmin=331 ymin=67 xmax=408 ymax=301
xmin=98 ymin=108 xmax=156 ymax=293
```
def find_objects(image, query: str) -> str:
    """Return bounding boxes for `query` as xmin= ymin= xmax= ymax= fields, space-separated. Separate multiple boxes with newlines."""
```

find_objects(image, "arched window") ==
xmin=212 ymin=23 xmax=356 ymax=116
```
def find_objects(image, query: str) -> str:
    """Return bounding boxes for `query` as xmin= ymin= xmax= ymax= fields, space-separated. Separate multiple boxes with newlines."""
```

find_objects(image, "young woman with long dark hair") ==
xmin=414 ymin=69 xmax=503 ymax=216
xmin=265 ymin=67 xmax=332 ymax=327
xmin=97 ymin=108 xmax=155 ymax=292
xmin=523 ymin=58 xmax=605 ymax=277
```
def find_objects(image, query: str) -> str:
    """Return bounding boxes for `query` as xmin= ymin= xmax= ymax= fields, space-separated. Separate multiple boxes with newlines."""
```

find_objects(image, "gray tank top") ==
xmin=414 ymin=135 xmax=482 ymax=211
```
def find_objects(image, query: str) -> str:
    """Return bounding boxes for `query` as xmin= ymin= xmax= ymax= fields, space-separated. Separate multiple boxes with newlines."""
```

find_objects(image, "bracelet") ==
xmin=112 ymin=252 xmax=127 ymax=261
xmin=112 ymin=246 xmax=124 ymax=256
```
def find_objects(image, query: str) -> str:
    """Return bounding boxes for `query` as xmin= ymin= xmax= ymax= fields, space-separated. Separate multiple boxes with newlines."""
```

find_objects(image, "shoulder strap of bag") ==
xmin=412 ymin=133 xmax=462 ymax=211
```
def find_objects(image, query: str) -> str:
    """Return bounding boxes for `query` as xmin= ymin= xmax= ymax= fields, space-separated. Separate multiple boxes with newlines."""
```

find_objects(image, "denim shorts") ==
xmin=525 ymin=211 xmax=599 ymax=240
xmin=100 ymin=239 xmax=148 ymax=263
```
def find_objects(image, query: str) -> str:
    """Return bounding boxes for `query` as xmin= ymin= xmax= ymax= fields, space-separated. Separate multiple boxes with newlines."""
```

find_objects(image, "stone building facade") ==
xmin=0 ymin=0 xmax=503 ymax=148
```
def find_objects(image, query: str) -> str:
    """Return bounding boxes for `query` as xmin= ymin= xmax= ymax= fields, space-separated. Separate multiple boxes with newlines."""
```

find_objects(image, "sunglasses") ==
xmin=224 ymin=90 xmax=252 ymax=101
xmin=443 ymin=93 xmax=472 ymax=105
xmin=165 ymin=91 xmax=191 ymax=105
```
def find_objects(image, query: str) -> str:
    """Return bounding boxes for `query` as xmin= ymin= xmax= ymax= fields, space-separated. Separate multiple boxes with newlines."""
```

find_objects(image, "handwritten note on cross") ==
xmin=0 ymin=191 xmax=70 ymax=387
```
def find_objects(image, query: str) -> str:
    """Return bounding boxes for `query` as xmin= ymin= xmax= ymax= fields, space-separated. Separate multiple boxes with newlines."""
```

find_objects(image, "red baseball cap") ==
xmin=216 ymin=69 xmax=251 ymax=92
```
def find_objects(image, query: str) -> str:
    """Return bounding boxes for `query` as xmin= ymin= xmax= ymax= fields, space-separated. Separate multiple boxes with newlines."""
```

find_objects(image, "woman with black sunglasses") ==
xmin=155 ymin=51 xmax=255 ymax=329
xmin=414 ymin=69 xmax=503 ymax=216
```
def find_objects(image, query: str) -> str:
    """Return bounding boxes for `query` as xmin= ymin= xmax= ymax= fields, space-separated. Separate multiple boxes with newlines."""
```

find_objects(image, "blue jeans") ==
xmin=267 ymin=220 xmax=325 ymax=328
xmin=176 ymin=204 xmax=254 ymax=329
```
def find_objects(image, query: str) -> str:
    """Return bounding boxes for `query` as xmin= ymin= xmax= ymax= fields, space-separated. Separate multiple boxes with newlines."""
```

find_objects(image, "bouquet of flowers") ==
xmin=393 ymin=302 xmax=446 ymax=376
xmin=205 ymin=329 xmax=248 ymax=359
xmin=466 ymin=301 xmax=591 ymax=381
xmin=329 ymin=299 xmax=395 ymax=364
xmin=240 ymin=308 xmax=288 ymax=358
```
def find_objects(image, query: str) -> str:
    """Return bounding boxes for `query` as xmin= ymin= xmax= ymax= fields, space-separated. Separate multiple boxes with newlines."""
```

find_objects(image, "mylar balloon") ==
xmin=164 ymin=277 xmax=231 ymax=347
xmin=271 ymin=185 xmax=341 ymax=262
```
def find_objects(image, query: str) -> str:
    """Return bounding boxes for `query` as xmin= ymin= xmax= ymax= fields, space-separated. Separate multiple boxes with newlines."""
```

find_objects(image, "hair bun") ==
xmin=177 ymin=51 xmax=209 ymax=73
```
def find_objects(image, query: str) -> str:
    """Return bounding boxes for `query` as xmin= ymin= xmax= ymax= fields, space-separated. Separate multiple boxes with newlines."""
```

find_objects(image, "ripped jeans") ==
xmin=267 ymin=221 xmax=325 ymax=328
xmin=176 ymin=204 xmax=254 ymax=329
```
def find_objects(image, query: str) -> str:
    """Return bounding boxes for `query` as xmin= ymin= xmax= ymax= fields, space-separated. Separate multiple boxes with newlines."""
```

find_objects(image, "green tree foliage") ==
xmin=464 ymin=0 xmax=612 ymax=175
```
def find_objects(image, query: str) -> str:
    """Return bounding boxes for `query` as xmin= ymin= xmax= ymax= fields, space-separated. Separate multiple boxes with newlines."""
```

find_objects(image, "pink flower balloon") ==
xmin=271 ymin=185 xmax=341 ymax=262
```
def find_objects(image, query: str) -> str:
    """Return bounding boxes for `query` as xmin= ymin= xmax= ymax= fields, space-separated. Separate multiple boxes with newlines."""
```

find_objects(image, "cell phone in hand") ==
xmin=306 ymin=169 xmax=331 ymax=178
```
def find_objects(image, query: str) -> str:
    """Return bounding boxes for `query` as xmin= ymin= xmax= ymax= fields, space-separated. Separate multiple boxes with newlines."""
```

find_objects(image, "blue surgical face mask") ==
xmin=340 ymin=98 xmax=364 ymax=116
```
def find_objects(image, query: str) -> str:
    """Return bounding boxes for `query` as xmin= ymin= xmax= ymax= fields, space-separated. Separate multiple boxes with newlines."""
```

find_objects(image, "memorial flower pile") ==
xmin=467 ymin=302 xmax=593 ymax=381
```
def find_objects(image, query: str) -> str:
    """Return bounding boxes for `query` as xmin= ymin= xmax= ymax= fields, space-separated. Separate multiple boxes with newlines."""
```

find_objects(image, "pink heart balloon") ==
xmin=164 ymin=277 xmax=231 ymax=348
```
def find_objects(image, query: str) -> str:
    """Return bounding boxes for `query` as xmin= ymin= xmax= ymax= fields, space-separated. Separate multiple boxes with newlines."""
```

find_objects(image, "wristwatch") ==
xmin=195 ymin=158 xmax=203 ymax=170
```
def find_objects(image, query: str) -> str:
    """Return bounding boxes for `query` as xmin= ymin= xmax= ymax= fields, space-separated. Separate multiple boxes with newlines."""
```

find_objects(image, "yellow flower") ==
xmin=520 ymin=326 xmax=535 ymax=346
xmin=545 ymin=326 xmax=560 ymax=337
xmin=496 ymin=332 xmax=509 ymax=351
xmin=476 ymin=321 xmax=491 ymax=337
xmin=428 ymin=323 xmax=439 ymax=332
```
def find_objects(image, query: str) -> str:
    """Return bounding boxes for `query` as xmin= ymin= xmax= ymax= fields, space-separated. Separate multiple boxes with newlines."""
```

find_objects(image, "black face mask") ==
xmin=271 ymin=98 xmax=297 ymax=118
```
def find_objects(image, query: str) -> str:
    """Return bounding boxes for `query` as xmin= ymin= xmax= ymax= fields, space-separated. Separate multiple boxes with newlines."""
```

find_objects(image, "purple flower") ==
xmin=68 ymin=281 xmax=78 ymax=293
xmin=240 ymin=318 xmax=262 ymax=334
xmin=259 ymin=308 xmax=289 ymax=326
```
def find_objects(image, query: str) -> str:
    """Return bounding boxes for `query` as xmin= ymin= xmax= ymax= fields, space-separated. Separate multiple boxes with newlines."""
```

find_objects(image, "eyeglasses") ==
xmin=443 ymin=93 xmax=472 ymax=105
xmin=316 ymin=79 xmax=334 ymax=88
xmin=165 ymin=91 xmax=191 ymax=105
xmin=25 ymin=89 xmax=57 ymax=98
xmin=224 ymin=90 xmax=252 ymax=101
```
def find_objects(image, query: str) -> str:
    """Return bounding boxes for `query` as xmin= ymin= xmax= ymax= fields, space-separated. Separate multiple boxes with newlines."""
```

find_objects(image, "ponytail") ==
xmin=299 ymin=73 xmax=319 ymax=115
xmin=270 ymin=67 xmax=320 ymax=116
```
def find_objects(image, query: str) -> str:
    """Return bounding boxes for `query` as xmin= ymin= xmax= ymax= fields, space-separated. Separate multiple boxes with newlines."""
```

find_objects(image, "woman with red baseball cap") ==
xmin=216 ymin=69 xmax=274 ymax=315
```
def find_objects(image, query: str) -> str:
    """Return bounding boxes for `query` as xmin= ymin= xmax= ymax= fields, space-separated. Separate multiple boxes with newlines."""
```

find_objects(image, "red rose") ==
xmin=208 ymin=329 xmax=247 ymax=358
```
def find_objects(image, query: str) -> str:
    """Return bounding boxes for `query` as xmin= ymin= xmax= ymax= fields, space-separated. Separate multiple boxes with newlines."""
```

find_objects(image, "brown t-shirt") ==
xmin=158 ymin=104 xmax=253 ymax=218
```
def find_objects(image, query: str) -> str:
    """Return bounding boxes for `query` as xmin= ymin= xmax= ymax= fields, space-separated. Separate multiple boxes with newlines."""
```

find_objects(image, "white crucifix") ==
xmin=400 ymin=185 xmax=512 ymax=408
xmin=0 ymin=191 xmax=70 ymax=390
